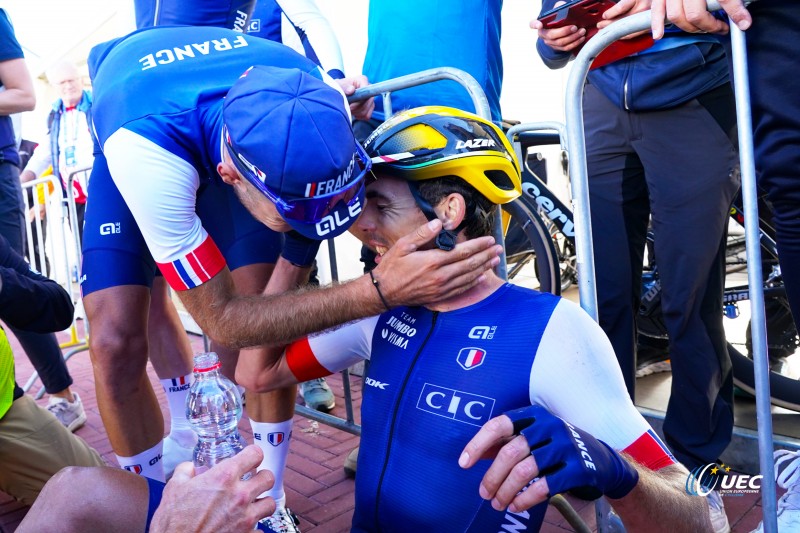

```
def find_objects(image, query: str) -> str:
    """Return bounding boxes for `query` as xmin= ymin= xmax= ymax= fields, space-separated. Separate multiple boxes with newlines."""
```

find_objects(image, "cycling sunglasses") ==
xmin=224 ymin=128 xmax=371 ymax=224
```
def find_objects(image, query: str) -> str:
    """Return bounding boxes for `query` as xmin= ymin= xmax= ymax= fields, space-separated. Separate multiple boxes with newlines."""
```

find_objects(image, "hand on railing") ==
xmin=651 ymin=0 xmax=752 ymax=39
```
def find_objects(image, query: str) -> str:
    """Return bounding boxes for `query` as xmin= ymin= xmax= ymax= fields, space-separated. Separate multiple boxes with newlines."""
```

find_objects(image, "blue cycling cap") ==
xmin=223 ymin=65 xmax=369 ymax=239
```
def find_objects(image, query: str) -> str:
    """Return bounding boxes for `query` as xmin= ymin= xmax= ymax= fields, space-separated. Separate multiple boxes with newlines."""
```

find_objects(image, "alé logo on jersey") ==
xmin=140 ymin=36 xmax=248 ymax=71
xmin=416 ymin=383 xmax=495 ymax=427
xmin=457 ymin=347 xmax=487 ymax=370
xmin=468 ymin=325 xmax=497 ymax=340
xmin=100 ymin=222 xmax=121 ymax=235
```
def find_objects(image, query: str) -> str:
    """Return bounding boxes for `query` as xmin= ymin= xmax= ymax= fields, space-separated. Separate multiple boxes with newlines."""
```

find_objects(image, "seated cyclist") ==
xmin=18 ymin=108 xmax=713 ymax=533
xmin=235 ymin=106 xmax=713 ymax=532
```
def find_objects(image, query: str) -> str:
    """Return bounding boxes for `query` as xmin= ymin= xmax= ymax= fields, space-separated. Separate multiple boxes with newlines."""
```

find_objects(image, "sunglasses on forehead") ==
xmin=224 ymin=128 xmax=372 ymax=224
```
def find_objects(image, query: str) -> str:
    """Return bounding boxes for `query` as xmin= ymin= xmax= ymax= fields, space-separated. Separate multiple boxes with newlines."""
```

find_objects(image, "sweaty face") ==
xmin=350 ymin=174 xmax=430 ymax=261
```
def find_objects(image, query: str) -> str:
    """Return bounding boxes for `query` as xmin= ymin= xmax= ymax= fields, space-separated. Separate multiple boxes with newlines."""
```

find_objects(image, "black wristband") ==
xmin=369 ymin=270 xmax=391 ymax=311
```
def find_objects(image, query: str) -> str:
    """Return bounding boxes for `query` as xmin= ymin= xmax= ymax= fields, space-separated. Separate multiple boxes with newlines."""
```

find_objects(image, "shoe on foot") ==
xmin=635 ymin=341 xmax=671 ymax=378
xmin=751 ymin=450 xmax=800 ymax=533
xmin=163 ymin=433 xmax=196 ymax=480
xmin=300 ymin=378 xmax=335 ymax=412
xmin=257 ymin=507 xmax=301 ymax=533
xmin=47 ymin=392 xmax=87 ymax=432
xmin=344 ymin=446 xmax=358 ymax=479
xmin=707 ymin=490 xmax=731 ymax=533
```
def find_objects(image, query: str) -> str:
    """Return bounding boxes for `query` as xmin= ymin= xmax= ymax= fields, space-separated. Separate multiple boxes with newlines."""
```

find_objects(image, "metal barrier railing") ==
xmin=20 ymin=168 xmax=91 ymax=398
xmin=565 ymin=2 xmax=777 ymax=532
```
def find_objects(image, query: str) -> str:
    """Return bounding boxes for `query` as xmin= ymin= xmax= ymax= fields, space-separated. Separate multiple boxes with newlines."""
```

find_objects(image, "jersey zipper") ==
xmin=373 ymin=311 xmax=439 ymax=532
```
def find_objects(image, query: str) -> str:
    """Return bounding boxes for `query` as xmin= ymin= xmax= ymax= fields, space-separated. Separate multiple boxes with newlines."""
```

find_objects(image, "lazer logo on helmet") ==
xmin=315 ymin=197 xmax=362 ymax=237
xmin=305 ymin=157 xmax=356 ymax=197
xmin=455 ymin=139 xmax=496 ymax=150
xmin=416 ymin=383 xmax=495 ymax=426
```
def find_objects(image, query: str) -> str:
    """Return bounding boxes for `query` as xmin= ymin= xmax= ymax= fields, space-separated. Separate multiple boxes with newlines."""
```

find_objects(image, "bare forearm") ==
xmin=225 ymin=276 xmax=381 ymax=347
xmin=183 ymin=270 xmax=382 ymax=349
xmin=0 ymin=89 xmax=34 ymax=114
xmin=234 ymin=258 xmax=316 ymax=388
xmin=612 ymin=463 xmax=712 ymax=532
xmin=0 ymin=59 xmax=35 ymax=114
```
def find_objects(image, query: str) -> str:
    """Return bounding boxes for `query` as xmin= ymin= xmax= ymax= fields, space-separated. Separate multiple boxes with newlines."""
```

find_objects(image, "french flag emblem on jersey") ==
xmin=171 ymin=376 xmax=187 ymax=387
xmin=157 ymin=236 xmax=226 ymax=291
xmin=457 ymin=347 xmax=487 ymax=370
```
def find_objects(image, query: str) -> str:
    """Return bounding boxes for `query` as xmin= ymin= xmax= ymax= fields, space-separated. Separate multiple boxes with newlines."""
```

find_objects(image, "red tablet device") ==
xmin=538 ymin=0 xmax=654 ymax=68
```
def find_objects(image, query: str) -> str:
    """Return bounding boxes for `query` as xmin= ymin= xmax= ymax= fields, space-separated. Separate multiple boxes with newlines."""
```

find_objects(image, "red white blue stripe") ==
xmin=623 ymin=429 xmax=676 ymax=471
xmin=157 ymin=235 xmax=226 ymax=291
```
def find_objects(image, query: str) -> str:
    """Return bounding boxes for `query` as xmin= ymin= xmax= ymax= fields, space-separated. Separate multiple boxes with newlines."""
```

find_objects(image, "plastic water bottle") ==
xmin=186 ymin=352 xmax=249 ymax=476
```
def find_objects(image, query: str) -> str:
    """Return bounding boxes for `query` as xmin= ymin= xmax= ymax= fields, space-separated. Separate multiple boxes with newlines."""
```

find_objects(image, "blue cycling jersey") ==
xmin=287 ymin=283 xmax=675 ymax=531
xmin=84 ymin=26 xmax=323 ymax=291
xmin=362 ymin=0 xmax=503 ymax=122
xmin=90 ymin=26 xmax=319 ymax=164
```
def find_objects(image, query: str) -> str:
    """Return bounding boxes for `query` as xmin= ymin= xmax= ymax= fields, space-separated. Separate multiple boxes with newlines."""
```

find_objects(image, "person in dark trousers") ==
xmin=653 ymin=1 xmax=800 ymax=530
xmin=534 ymin=2 xmax=739 ymax=531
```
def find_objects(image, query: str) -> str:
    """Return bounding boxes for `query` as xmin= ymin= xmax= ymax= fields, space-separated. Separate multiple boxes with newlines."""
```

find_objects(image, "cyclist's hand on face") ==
xmin=651 ymin=0 xmax=749 ymax=39
xmin=337 ymin=75 xmax=375 ymax=121
xmin=458 ymin=406 xmax=639 ymax=513
xmin=370 ymin=219 xmax=502 ymax=308
xmin=530 ymin=1 xmax=587 ymax=54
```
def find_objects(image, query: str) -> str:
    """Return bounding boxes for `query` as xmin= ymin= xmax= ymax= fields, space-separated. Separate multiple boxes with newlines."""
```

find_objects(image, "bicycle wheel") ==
xmin=542 ymin=218 xmax=578 ymax=292
xmin=502 ymin=198 xmax=561 ymax=296
xmin=723 ymin=271 xmax=800 ymax=412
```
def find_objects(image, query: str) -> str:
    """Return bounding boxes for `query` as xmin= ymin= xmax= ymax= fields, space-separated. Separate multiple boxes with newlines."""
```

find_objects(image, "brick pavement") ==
xmin=1 ymin=326 xmax=769 ymax=532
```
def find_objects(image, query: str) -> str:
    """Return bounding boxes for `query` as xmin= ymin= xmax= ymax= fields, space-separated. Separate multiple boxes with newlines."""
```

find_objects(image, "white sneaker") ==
xmin=46 ymin=392 xmax=87 ymax=432
xmin=751 ymin=450 xmax=800 ymax=533
xmin=257 ymin=507 xmax=300 ymax=533
xmin=163 ymin=433 xmax=196 ymax=480
xmin=707 ymin=490 xmax=731 ymax=533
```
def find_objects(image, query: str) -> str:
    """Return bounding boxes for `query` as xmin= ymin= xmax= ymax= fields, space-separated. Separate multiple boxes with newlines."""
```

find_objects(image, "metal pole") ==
xmin=349 ymin=67 xmax=491 ymax=121
xmin=729 ymin=21 xmax=777 ymax=533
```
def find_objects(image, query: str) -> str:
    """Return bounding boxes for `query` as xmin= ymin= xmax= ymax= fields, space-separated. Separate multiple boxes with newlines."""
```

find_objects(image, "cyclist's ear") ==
xmin=217 ymin=158 xmax=243 ymax=186
xmin=436 ymin=193 xmax=467 ymax=231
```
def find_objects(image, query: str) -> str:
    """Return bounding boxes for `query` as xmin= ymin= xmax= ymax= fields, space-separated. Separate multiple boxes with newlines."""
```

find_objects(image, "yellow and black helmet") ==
xmin=362 ymin=106 xmax=522 ymax=205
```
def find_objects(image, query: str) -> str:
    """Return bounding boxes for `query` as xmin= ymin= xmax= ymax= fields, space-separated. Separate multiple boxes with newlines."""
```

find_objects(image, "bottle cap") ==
xmin=193 ymin=352 xmax=222 ymax=373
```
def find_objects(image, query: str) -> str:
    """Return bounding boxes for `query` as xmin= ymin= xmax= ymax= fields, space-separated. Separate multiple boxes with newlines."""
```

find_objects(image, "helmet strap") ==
xmin=407 ymin=182 xmax=468 ymax=252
